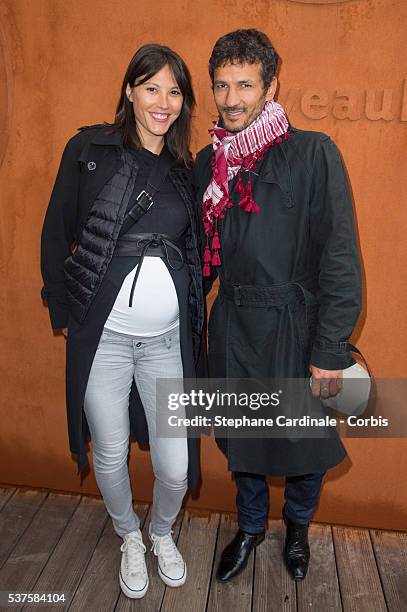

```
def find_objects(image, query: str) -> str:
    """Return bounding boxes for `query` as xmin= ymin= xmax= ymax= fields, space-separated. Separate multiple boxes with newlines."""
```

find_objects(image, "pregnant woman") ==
xmin=40 ymin=44 xmax=204 ymax=599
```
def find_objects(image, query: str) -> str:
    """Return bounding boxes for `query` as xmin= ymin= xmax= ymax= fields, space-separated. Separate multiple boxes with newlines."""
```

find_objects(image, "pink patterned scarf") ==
xmin=202 ymin=100 xmax=290 ymax=277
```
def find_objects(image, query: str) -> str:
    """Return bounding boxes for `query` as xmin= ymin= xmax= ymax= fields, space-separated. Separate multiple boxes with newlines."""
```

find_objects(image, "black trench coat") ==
xmin=41 ymin=126 xmax=205 ymax=490
xmin=195 ymin=125 xmax=362 ymax=477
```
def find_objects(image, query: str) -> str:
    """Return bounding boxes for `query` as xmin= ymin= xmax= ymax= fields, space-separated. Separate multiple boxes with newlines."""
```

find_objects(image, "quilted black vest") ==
xmin=64 ymin=149 xmax=137 ymax=323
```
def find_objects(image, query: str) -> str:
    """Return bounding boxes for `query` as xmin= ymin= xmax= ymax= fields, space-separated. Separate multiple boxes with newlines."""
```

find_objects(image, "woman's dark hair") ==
xmin=209 ymin=29 xmax=280 ymax=91
xmin=109 ymin=44 xmax=195 ymax=167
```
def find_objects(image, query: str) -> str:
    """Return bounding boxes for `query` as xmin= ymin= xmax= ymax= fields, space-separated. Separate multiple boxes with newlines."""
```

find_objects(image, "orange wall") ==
xmin=0 ymin=0 xmax=406 ymax=530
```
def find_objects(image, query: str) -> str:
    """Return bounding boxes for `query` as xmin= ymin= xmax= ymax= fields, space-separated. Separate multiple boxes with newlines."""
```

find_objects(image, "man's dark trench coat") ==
xmin=194 ymin=125 xmax=362 ymax=477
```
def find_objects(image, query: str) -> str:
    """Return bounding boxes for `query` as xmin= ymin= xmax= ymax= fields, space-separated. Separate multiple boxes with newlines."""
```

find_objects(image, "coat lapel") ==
xmin=259 ymin=143 xmax=295 ymax=208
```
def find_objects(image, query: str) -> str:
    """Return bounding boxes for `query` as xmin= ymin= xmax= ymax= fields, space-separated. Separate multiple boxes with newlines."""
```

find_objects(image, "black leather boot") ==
xmin=283 ymin=510 xmax=310 ymax=580
xmin=216 ymin=529 xmax=265 ymax=582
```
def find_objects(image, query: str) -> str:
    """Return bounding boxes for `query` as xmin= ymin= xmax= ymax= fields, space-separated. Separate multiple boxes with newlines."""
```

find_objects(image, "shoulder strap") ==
xmin=347 ymin=343 xmax=373 ymax=378
xmin=119 ymin=146 xmax=175 ymax=236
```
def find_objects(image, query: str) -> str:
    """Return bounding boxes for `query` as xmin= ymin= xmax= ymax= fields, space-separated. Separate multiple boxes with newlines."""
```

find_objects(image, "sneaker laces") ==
xmin=121 ymin=532 xmax=147 ymax=576
xmin=150 ymin=530 xmax=184 ymax=569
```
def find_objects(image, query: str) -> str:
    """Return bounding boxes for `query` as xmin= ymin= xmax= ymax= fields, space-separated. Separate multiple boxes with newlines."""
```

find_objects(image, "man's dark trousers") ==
xmin=235 ymin=471 xmax=325 ymax=532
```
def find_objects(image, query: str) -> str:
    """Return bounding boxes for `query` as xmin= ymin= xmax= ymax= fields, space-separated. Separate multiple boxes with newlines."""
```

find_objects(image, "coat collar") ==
xmin=89 ymin=126 xmax=124 ymax=146
xmin=258 ymin=131 xmax=295 ymax=208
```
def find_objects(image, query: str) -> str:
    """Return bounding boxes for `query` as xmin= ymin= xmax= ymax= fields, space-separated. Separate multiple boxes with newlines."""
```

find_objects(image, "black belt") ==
xmin=113 ymin=233 xmax=185 ymax=307
xmin=219 ymin=276 xmax=318 ymax=326
xmin=220 ymin=277 xmax=316 ymax=305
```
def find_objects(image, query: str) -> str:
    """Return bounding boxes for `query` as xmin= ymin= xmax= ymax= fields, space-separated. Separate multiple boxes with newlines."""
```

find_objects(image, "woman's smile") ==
xmin=149 ymin=112 xmax=171 ymax=124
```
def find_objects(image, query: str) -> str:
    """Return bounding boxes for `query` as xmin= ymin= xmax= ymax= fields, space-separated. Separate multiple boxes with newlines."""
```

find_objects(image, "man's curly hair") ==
xmin=209 ymin=29 xmax=280 ymax=91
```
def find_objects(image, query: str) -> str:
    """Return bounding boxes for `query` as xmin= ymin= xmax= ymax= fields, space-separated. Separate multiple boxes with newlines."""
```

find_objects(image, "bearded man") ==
xmin=194 ymin=29 xmax=362 ymax=581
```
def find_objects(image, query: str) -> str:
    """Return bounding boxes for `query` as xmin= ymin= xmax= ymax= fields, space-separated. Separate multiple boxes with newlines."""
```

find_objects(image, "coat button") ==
xmin=87 ymin=161 xmax=96 ymax=171
xmin=136 ymin=342 xmax=142 ymax=347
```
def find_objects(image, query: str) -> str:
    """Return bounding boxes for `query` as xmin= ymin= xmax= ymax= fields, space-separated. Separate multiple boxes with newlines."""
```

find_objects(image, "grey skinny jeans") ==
xmin=83 ymin=324 xmax=188 ymax=538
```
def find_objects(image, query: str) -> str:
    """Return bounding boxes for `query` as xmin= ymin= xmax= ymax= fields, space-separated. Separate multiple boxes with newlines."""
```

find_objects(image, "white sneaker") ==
xmin=119 ymin=530 xmax=149 ymax=599
xmin=149 ymin=525 xmax=187 ymax=587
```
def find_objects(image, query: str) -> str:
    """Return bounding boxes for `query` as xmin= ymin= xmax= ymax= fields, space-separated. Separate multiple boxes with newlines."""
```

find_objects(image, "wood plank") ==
xmin=253 ymin=519 xmax=296 ymax=612
xmin=22 ymin=496 xmax=108 ymax=612
xmin=370 ymin=528 xmax=407 ymax=612
xmin=0 ymin=492 xmax=80 ymax=593
xmin=296 ymin=524 xmax=342 ymax=612
xmin=115 ymin=507 xmax=184 ymax=611
xmin=0 ymin=489 xmax=47 ymax=569
xmin=68 ymin=502 xmax=149 ymax=612
xmin=161 ymin=511 xmax=220 ymax=612
xmin=206 ymin=514 xmax=253 ymax=612
xmin=0 ymin=486 xmax=16 ymax=512
xmin=333 ymin=525 xmax=387 ymax=612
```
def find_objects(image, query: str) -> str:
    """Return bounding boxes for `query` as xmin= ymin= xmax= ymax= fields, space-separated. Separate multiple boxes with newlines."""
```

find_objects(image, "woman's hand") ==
xmin=62 ymin=328 xmax=68 ymax=338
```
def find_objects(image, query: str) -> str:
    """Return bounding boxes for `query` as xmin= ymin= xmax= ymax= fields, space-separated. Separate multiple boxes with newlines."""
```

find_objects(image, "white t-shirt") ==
xmin=104 ymin=257 xmax=179 ymax=336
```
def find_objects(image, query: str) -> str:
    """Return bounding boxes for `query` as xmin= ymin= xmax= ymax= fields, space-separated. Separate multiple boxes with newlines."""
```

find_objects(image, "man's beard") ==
xmin=219 ymin=94 xmax=267 ymax=133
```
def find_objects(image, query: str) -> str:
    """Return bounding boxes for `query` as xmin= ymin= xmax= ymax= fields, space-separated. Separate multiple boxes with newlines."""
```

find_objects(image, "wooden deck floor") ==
xmin=0 ymin=486 xmax=406 ymax=612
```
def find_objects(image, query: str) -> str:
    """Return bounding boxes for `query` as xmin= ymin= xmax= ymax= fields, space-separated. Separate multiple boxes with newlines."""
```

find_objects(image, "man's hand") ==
xmin=310 ymin=365 xmax=343 ymax=399
xmin=62 ymin=328 xmax=68 ymax=338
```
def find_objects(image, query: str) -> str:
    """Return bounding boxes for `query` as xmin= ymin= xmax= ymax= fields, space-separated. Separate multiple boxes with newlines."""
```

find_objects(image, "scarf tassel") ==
xmin=203 ymin=244 xmax=212 ymax=263
xmin=211 ymin=250 xmax=221 ymax=266
xmin=237 ymin=177 xmax=259 ymax=214
xmin=211 ymin=231 xmax=221 ymax=250
xmin=203 ymin=244 xmax=212 ymax=275
xmin=203 ymin=250 xmax=221 ymax=276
